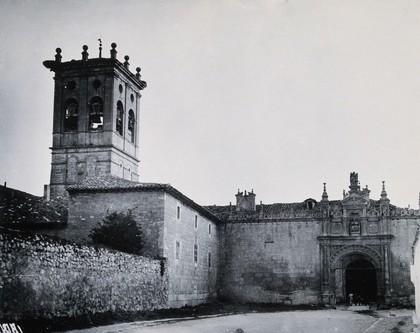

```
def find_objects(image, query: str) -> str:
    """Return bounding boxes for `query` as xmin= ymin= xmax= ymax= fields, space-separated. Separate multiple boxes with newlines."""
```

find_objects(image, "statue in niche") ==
xmin=350 ymin=172 xmax=358 ymax=188
xmin=350 ymin=221 xmax=361 ymax=235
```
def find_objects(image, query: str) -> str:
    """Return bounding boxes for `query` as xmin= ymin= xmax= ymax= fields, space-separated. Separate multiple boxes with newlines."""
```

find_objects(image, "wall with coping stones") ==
xmin=0 ymin=230 xmax=168 ymax=321
xmin=218 ymin=220 xmax=322 ymax=305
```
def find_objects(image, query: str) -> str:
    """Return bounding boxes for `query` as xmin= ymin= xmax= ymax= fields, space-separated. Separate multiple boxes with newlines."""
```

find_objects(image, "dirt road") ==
xmin=61 ymin=309 xmax=414 ymax=333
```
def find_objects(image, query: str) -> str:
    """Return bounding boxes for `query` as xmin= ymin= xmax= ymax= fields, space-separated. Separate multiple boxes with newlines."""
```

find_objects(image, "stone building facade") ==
xmin=65 ymin=176 xmax=220 ymax=308
xmin=40 ymin=44 xmax=419 ymax=308
xmin=206 ymin=173 xmax=418 ymax=306
xmin=60 ymin=173 xmax=418 ymax=307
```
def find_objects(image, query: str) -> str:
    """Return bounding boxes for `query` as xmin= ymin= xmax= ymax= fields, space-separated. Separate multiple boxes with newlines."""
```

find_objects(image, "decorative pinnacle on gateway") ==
xmin=322 ymin=182 xmax=328 ymax=201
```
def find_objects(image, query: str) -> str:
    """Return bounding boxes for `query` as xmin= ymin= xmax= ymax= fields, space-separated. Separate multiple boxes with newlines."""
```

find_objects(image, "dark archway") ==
xmin=346 ymin=258 xmax=377 ymax=304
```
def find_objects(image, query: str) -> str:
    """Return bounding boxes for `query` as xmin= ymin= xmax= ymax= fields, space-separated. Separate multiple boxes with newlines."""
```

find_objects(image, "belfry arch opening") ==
xmin=345 ymin=258 xmax=377 ymax=304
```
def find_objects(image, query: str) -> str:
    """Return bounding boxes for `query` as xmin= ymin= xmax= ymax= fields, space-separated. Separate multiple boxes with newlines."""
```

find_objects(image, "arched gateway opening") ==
xmin=345 ymin=258 xmax=377 ymax=304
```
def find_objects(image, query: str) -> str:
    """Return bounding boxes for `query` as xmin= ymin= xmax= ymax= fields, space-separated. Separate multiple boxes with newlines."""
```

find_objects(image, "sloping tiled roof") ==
xmin=205 ymin=200 xmax=326 ymax=221
xmin=67 ymin=175 xmax=168 ymax=192
xmin=206 ymin=197 xmax=407 ymax=222
xmin=67 ymin=175 xmax=221 ymax=223
xmin=0 ymin=185 xmax=68 ymax=226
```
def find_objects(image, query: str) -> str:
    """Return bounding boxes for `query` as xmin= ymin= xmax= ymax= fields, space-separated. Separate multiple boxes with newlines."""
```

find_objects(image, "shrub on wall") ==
xmin=90 ymin=210 xmax=143 ymax=255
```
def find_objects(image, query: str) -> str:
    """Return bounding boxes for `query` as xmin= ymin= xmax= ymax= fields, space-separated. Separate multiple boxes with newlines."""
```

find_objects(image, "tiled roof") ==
xmin=205 ymin=198 xmax=406 ymax=222
xmin=0 ymin=186 xmax=68 ymax=226
xmin=205 ymin=201 xmax=326 ymax=221
xmin=67 ymin=175 xmax=168 ymax=192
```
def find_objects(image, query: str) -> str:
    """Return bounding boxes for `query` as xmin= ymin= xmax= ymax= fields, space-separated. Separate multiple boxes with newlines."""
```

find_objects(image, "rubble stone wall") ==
xmin=0 ymin=229 xmax=168 ymax=321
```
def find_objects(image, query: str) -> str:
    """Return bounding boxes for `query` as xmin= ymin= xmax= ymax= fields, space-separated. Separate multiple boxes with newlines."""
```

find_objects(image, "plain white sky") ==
xmin=1 ymin=0 xmax=420 ymax=208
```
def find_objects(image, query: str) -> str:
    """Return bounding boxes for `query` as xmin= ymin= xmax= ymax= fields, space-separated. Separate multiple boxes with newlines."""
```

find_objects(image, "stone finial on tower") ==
xmin=124 ymin=55 xmax=130 ymax=69
xmin=135 ymin=67 xmax=147 ymax=89
xmin=98 ymin=38 xmax=102 ymax=58
xmin=55 ymin=48 xmax=62 ymax=63
xmin=110 ymin=42 xmax=117 ymax=59
xmin=322 ymin=183 xmax=328 ymax=201
xmin=82 ymin=45 xmax=89 ymax=61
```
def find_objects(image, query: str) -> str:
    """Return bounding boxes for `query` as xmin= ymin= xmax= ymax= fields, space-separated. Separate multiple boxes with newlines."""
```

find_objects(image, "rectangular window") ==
xmin=195 ymin=215 xmax=198 ymax=229
xmin=177 ymin=206 xmax=180 ymax=220
xmin=208 ymin=223 xmax=211 ymax=235
xmin=175 ymin=241 xmax=180 ymax=259
xmin=194 ymin=244 xmax=198 ymax=264
xmin=208 ymin=252 xmax=211 ymax=268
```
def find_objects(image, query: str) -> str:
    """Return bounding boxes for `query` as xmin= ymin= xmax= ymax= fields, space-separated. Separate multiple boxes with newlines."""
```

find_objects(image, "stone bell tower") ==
xmin=43 ymin=42 xmax=147 ymax=198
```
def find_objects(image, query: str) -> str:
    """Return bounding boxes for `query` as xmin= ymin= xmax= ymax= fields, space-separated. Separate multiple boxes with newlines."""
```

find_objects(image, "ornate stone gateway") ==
xmin=318 ymin=173 xmax=392 ymax=305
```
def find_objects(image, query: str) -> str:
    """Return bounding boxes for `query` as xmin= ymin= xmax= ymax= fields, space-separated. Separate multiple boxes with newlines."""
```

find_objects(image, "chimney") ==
xmin=44 ymin=184 xmax=50 ymax=201
xmin=235 ymin=189 xmax=256 ymax=212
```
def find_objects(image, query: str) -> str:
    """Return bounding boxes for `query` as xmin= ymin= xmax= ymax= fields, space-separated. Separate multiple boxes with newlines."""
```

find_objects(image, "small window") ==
xmin=177 ymin=206 xmax=180 ymax=220
xmin=116 ymin=101 xmax=124 ymax=135
xmin=63 ymin=98 xmax=78 ymax=131
xmin=305 ymin=199 xmax=317 ymax=210
xmin=194 ymin=215 xmax=198 ymax=229
xmin=128 ymin=109 xmax=135 ymax=143
xmin=194 ymin=244 xmax=198 ymax=263
xmin=89 ymin=97 xmax=103 ymax=130
xmin=208 ymin=252 xmax=211 ymax=268
xmin=208 ymin=223 xmax=211 ymax=235
xmin=175 ymin=241 xmax=180 ymax=260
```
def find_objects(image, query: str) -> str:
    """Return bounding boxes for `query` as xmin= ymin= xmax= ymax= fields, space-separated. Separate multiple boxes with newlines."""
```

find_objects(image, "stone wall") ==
xmin=64 ymin=191 xmax=165 ymax=258
xmin=219 ymin=220 xmax=322 ymax=304
xmin=66 ymin=188 xmax=220 ymax=308
xmin=163 ymin=194 xmax=219 ymax=308
xmin=410 ymin=226 xmax=420 ymax=330
xmin=50 ymin=147 xmax=139 ymax=198
xmin=390 ymin=218 xmax=418 ymax=305
xmin=0 ymin=229 xmax=168 ymax=321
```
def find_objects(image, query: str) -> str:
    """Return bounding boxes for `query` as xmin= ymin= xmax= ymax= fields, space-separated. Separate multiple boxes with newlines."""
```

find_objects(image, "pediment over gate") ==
xmin=342 ymin=191 xmax=370 ymax=207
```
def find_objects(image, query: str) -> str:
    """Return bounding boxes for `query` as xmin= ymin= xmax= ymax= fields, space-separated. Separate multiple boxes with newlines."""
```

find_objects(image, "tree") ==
xmin=90 ymin=209 xmax=143 ymax=255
